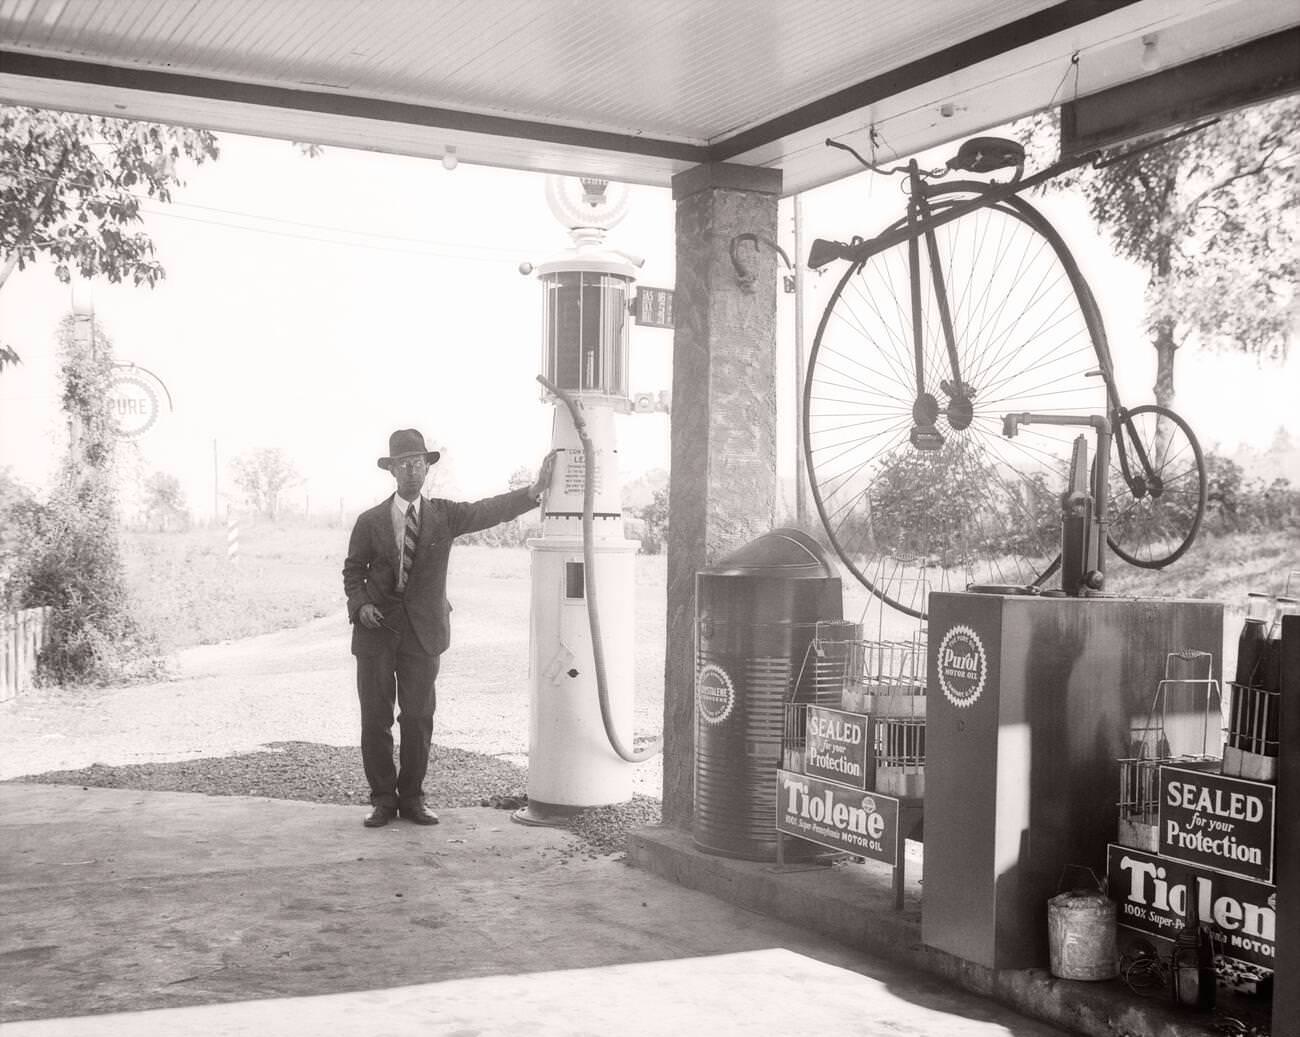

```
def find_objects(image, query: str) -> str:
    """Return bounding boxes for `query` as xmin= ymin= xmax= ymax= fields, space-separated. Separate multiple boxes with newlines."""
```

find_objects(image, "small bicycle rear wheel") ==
xmin=803 ymin=186 xmax=1110 ymax=618
xmin=1106 ymin=404 xmax=1207 ymax=568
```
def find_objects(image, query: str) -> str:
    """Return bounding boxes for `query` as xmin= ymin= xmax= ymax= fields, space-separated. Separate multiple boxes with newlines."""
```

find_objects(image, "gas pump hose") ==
xmin=537 ymin=374 xmax=662 ymax=764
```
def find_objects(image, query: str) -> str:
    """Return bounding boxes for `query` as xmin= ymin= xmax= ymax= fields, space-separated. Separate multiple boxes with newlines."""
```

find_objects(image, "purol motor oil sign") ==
xmin=936 ymin=624 xmax=987 ymax=709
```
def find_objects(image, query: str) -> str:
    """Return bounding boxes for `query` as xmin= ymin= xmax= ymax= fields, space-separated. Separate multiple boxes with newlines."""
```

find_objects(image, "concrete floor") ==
xmin=0 ymin=784 xmax=1069 ymax=1036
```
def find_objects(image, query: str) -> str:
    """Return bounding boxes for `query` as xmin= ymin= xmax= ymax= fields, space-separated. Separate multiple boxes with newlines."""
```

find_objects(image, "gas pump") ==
xmin=513 ymin=176 xmax=660 ymax=827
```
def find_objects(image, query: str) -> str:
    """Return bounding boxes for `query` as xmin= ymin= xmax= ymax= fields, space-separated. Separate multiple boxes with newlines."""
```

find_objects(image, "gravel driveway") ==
xmin=0 ymin=610 xmax=664 ymax=851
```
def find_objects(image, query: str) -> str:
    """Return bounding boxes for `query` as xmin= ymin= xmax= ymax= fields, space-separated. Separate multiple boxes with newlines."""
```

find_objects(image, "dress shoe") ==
xmin=363 ymin=805 xmax=397 ymax=828
xmin=399 ymin=802 xmax=439 ymax=825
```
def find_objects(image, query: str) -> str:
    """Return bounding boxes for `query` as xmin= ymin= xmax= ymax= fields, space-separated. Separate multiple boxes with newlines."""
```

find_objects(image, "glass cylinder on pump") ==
xmin=534 ymin=258 xmax=634 ymax=539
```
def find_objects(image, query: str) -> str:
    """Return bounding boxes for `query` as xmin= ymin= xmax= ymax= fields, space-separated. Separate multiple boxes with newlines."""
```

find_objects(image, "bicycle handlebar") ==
xmin=810 ymin=120 xmax=1217 ymax=271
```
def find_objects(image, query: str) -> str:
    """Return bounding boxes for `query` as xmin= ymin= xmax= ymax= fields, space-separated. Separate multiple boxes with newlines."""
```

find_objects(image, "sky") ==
xmin=0 ymin=132 xmax=678 ymax=520
xmin=1 ymin=128 xmax=1296 ymax=523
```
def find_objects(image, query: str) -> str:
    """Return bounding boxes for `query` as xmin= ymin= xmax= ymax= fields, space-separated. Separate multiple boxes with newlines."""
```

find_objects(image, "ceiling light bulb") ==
xmin=1140 ymin=35 xmax=1160 ymax=73
xmin=442 ymin=145 xmax=459 ymax=171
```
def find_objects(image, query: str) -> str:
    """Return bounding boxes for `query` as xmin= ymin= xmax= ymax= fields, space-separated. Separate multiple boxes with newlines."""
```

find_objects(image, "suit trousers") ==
xmin=355 ymin=607 xmax=440 ymax=808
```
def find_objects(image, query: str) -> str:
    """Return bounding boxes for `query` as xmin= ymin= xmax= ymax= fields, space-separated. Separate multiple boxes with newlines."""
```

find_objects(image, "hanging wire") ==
xmin=1047 ymin=51 xmax=1082 ymax=111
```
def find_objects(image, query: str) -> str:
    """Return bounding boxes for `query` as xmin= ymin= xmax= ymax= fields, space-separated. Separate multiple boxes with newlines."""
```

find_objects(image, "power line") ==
xmin=0 ymin=161 xmax=547 ymax=261
xmin=138 ymin=205 xmax=530 ymax=265
xmin=149 ymin=196 xmax=531 ymax=256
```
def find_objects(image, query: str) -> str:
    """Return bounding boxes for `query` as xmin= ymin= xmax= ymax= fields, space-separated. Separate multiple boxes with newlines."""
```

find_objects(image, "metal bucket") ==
xmin=1047 ymin=870 xmax=1118 ymax=980
xmin=693 ymin=529 xmax=842 ymax=861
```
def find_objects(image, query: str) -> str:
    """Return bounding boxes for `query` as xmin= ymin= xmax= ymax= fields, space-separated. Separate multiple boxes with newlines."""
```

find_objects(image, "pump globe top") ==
xmin=544 ymin=174 xmax=630 ymax=232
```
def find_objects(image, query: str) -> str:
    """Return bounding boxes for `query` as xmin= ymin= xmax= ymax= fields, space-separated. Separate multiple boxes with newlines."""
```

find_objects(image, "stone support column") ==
xmin=662 ymin=162 xmax=782 ymax=828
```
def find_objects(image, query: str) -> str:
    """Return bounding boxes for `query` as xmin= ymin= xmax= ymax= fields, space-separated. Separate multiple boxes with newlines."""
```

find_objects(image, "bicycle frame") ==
xmin=800 ymin=125 xmax=1212 ymax=614
xmin=904 ymin=167 xmax=1171 ymax=527
xmin=906 ymin=161 xmax=969 ymax=449
xmin=810 ymin=120 xmax=1209 ymax=477
xmin=1111 ymin=404 xmax=1165 ymax=507
xmin=1074 ymin=273 xmax=1167 ymax=514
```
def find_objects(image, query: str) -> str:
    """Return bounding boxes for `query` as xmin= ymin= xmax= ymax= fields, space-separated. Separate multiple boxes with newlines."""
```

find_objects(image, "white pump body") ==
xmin=515 ymin=177 xmax=641 ymax=825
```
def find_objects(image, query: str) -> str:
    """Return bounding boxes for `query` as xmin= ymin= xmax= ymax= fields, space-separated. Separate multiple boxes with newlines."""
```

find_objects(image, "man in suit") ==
xmin=343 ymin=428 xmax=556 ymax=828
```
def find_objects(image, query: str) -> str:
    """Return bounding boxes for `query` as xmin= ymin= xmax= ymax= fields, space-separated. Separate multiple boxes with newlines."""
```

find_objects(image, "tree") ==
xmin=230 ymin=448 xmax=300 ymax=521
xmin=18 ymin=315 xmax=160 ymax=684
xmin=0 ymin=106 xmax=219 ymax=293
xmin=1203 ymin=452 xmax=1245 ymax=531
xmin=142 ymin=471 xmax=189 ymax=530
xmin=0 ymin=468 xmax=41 ymax=609
xmin=466 ymin=464 xmax=536 ymax=546
xmin=1017 ymin=97 xmax=1298 ymax=408
xmin=636 ymin=486 xmax=669 ymax=555
xmin=868 ymin=440 xmax=996 ymax=565
xmin=144 ymin=471 xmax=185 ymax=512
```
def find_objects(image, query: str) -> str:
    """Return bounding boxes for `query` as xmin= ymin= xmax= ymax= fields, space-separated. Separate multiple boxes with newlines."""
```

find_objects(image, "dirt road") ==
xmin=0 ymin=606 xmax=665 ymax=799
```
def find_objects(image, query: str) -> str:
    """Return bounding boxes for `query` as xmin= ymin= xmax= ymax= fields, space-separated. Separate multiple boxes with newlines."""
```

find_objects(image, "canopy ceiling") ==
xmin=0 ymin=0 xmax=1297 ymax=194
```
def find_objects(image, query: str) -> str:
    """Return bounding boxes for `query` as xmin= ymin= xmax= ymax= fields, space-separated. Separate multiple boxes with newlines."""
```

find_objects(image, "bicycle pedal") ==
xmin=910 ymin=426 xmax=944 ymax=450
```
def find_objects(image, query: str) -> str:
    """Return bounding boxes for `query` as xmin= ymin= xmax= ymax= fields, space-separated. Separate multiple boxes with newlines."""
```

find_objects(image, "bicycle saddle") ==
xmin=948 ymin=137 xmax=1025 ymax=174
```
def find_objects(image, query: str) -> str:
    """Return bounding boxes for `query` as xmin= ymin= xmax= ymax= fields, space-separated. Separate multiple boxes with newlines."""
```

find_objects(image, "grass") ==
xmin=122 ymin=520 xmax=349 ymax=653
xmin=122 ymin=519 xmax=669 ymax=656
xmin=121 ymin=518 xmax=1291 ymax=678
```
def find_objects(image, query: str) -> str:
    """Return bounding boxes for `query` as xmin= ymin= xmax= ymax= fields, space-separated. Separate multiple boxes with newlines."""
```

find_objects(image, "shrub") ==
xmin=13 ymin=315 xmax=163 ymax=685
xmin=636 ymin=487 xmax=668 ymax=554
xmin=0 ymin=475 xmax=47 ymax=612
xmin=1201 ymin=452 xmax=1300 ymax=536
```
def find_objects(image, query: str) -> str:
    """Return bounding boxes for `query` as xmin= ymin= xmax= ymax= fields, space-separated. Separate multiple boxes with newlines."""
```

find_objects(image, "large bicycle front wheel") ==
xmin=804 ymin=187 xmax=1110 ymax=618
xmin=1106 ymin=404 xmax=1207 ymax=568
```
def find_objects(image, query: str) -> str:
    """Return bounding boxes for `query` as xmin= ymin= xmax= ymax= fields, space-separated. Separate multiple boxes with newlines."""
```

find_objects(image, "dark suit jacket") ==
xmin=343 ymin=488 xmax=537 ymax=657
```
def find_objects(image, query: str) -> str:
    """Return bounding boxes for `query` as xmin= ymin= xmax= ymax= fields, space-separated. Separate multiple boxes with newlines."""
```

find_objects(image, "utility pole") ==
xmin=69 ymin=281 xmax=95 ymax=473
xmin=792 ymin=194 xmax=808 ymax=528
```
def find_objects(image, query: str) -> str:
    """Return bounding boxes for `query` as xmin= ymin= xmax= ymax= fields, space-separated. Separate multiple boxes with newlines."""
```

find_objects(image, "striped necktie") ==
xmin=399 ymin=501 xmax=419 ymax=590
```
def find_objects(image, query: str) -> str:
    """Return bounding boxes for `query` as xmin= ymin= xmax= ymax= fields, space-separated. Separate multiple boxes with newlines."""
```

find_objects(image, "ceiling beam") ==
xmin=1 ymin=2 xmax=1148 ymax=174
xmin=1060 ymin=26 xmax=1300 ymax=154
xmin=709 ymin=0 xmax=1146 ymax=160
xmin=0 ymin=49 xmax=711 ymax=165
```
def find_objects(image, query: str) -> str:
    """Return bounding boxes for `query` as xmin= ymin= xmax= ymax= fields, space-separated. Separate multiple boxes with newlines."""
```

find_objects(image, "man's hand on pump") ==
xmin=529 ymin=449 xmax=559 ymax=502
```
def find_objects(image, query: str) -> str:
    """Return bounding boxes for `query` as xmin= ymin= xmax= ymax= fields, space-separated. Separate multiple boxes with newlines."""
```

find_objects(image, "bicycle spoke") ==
xmin=804 ymin=188 xmax=1110 ymax=617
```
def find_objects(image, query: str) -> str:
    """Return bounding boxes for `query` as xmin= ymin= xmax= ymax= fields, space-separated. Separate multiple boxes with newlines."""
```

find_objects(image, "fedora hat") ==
xmin=377 ymin=428 xmax=441 ymax=470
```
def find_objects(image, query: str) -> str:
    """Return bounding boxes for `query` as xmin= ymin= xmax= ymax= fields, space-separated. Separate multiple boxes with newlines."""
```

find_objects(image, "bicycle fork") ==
xmin=906 ymin=161 xmax=973 ymax=451
xmin=1002 ymin=411 xmax=1112 ymax=596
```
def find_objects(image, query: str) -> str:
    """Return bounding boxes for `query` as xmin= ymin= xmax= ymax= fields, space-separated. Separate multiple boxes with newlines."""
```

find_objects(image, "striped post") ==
xmin=226 ymin=513 xmax=240 ymax=565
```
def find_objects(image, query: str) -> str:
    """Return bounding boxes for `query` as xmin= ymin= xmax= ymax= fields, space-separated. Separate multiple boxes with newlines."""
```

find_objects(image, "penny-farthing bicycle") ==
xmin=803 ymin=134 xmax=1208 ymax=619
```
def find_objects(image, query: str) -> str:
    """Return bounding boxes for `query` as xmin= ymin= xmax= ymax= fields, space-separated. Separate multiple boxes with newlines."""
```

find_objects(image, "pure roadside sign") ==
xmin=105 ymin=363 xmax=172 ymax=440
xmin=106 ymin=372 xmax=159 ymax=438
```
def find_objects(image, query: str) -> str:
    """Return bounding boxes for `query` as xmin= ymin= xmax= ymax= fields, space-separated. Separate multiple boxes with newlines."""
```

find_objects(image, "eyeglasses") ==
xmin=391 ymin=458 xmax=427 ymax=474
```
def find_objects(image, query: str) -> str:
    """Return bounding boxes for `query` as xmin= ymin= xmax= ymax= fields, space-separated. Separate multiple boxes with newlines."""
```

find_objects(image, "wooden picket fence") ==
xmin=1 ymin=606 xmax=52 ymax=702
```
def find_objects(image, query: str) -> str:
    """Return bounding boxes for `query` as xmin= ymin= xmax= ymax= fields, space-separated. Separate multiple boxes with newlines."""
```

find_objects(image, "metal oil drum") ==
xmin=693 ymin=528 xmax=844 ymax=860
